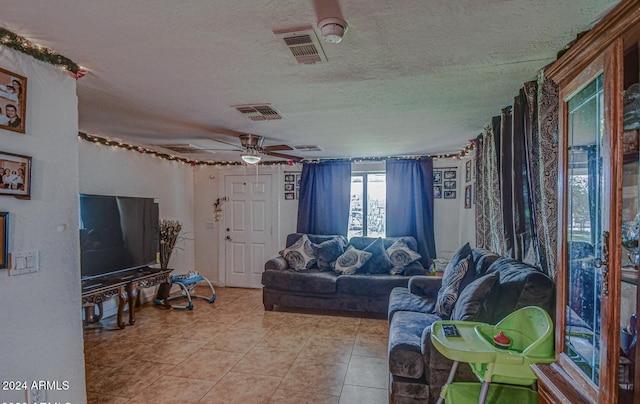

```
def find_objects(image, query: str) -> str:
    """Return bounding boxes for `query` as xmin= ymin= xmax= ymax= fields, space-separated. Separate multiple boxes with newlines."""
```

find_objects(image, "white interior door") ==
xmin=224 ymin=174 xmax=273 ymax=288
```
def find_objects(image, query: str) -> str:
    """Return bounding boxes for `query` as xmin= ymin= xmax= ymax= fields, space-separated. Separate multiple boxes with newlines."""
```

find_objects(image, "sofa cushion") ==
xmin=485 ymin=257 xmax=555 ymax=322
xmin=471 ymin=248 xmax=501 ymax=276
xmin=261 ymin=269 xmax=338 ymax=294
xmin=388 ymin=286 xmax=436 ymax=322
xmin=359 ymin=237 xmax=394 ymax=275
xmin=312 ymin=236 xmax=346 ymax=271
xmin=389 ymin=310 xmax=440 ymax=379
xmin=387 ymin=239 xmax=422 ymax=275
xmin=450 ymin=271 xmax=500 ymax=322
xmin=436 ymin=255 xmax=471 ymax=318
xmin=334 ymin=245 xmax=372 ymax=275
xmin=282 ymin=234 xmax=317 ymax=271
xmin=337 ymin=274 xmax=410 ymax=296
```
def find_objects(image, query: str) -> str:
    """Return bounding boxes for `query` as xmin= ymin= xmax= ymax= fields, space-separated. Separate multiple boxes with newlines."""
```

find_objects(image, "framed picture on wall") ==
xmin=0 ymin=67 xmax=27 ymax=134
xmin=472 ymin=157 xmax=477 ymax=179
xmin=0 ymin=151 xmax=31 ymax=199
xmin=285 ymin=192 xmax=295 ymax=200
xmin=0 ymin=212 xmax=7 ymax=269
xmin=444 ymin=170 xmax=456 ymax=179
xmin=433 ymin=170 xmax=442 ymax=184
xmin=434 ymin=185 xmax=442 ymax=199
xmin=465 ymin=160 xmax=472 ymax=182
xmin=444 ymin=191 xmax=456 ymax=199
xmin=465 ymin=185 xmax=472 ymax=209
xmin=443 ymin=180 xmax=456 ymax=190
xmin=285 ymin=174 xmax=295 ymax=183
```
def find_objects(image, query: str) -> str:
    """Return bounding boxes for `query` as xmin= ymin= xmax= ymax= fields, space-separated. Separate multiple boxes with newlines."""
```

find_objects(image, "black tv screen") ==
xmin=79 ymin=194 xmax=159 ymax=279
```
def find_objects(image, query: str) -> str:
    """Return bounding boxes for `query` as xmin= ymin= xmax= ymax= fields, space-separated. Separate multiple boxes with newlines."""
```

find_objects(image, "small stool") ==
xmin=154 ymin=271 xmax=216 ymax=310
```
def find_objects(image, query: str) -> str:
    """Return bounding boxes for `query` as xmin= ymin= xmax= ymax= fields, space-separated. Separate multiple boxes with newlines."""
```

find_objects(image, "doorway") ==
xmin=223 ymin=174 xmax=273 ymax=288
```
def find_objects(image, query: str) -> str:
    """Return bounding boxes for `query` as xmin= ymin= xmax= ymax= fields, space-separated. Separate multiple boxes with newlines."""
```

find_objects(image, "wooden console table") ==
xmin=82 ymin=266 xmax=172 ymax=329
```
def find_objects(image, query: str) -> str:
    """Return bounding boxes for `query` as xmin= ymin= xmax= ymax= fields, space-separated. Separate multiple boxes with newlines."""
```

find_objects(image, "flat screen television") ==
xmin=79 ymin=194 xmax=159 ymax=280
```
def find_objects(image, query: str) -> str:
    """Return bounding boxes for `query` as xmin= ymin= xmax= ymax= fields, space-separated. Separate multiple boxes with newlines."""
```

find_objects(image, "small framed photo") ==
xmin=285 ymin=192 xmax=295 ymax=200
xmin=434 ymin=186 xmax=442 ymax=199
xmin=285 ymin=174 xmax=295 ymax=183
xmin=0 ymin=151 xmax=31 ymax=199
xmin=296 ymin=174 xmax=301 ymax=186
xmin=443 ymin=180 xmax=456 ymax=190
xmin=0 ymin=67 xmax=27 ymax=133
xmin=0 ymin=212 xmax=7 ymax=269
xmin=465 ymin=160 xmax=472 ymax=183
xmin=444 ymin=191 xmax=456 ymax=199
xmin=433 ymin=170 xmax=442 ymax=184
xmin=284 ymin=183 xmax=294 ymax=191
xmin=472 ymin=158 xmax=477 ymax=179
xmin=465 ymin=185 xmax=472 ymax=209
xmin=444 ymin=170 xmax=456 ymax=179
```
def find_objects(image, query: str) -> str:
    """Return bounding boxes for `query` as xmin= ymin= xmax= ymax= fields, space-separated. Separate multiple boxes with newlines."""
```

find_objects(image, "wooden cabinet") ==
xmin=532 ymin=1 xmax=640 ymax=402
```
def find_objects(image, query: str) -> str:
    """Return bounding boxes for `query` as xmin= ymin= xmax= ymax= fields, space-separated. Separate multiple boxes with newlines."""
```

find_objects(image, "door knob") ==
xmin=226 ymin=235 xmax=232 ymax=241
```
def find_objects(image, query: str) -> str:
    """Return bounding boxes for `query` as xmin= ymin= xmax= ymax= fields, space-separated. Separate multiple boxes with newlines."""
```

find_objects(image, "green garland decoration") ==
xmin=79 ymin=132 xmax=475 ymax=166
xmin=0 ymin=27 xmax=85 ymax=77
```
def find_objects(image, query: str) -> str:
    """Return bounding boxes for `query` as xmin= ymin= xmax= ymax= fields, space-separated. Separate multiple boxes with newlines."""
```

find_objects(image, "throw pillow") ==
xmin=436 ymin=255 xmax=471 ymax=318
xmin=282 ymin=234 xmax=317 ymax=271
xmin=334 ymin=245 xmax=372 ymax=275
xmin=359 ymin=237 xmax=394 ymax=274
xmin=450 ymin=271 xmax=500 ymax=322
xmin=312 ymin=236 xmax=346 ymax=271
xmin=386 ymin=239 xmax=422 ymax=275
xmin=444 ymin=242 xmax=476 ymax=291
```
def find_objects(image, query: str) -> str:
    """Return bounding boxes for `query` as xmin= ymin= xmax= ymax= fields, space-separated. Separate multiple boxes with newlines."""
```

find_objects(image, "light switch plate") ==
xmin=10 ymin=250 xmax=39 ymax=275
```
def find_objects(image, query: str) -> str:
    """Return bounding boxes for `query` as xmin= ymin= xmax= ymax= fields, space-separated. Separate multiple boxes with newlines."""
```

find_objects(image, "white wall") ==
xmin=0 ymin=49 xmax=86 ymax=403
xmin=433 ymin=155 xmax=476 ymax=259
xmin=78 ymin=140 xmax=195 ymax=308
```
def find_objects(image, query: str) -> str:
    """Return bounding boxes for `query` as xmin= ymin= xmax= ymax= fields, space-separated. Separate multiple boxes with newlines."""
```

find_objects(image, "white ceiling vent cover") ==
xmin=273 ymin=26 xmax=328 ymax=64
xmin=294 ymin=145 xmax=323 ymax=152
xmin=232 ymin=104 xmax=283 ymax=121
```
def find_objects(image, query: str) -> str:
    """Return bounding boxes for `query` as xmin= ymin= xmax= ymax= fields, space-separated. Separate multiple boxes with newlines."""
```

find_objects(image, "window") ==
xmin=348 ymin=173 xmax=385 ymax=238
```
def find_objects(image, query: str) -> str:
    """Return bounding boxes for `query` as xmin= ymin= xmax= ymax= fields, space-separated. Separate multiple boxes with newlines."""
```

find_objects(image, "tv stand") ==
xmin=82 ymin=266 xmax=172 ymax=328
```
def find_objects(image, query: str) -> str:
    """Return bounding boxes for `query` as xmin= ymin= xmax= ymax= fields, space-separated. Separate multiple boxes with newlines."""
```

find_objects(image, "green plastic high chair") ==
xmin=432 ymin=306 xmax=555 ymax=404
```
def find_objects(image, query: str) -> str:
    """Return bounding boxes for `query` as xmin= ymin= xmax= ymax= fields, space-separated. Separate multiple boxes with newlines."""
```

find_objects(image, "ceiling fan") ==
xmin=205 ymin=133 xmax=302 ymax=164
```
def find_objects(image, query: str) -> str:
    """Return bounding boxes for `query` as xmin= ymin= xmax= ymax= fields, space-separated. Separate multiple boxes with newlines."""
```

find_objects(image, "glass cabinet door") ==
xmin=564 ymin=74 xmax=606 ymax=385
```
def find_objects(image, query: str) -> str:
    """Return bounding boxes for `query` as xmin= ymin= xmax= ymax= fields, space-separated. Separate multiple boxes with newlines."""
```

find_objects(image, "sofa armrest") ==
xmin=408 ymin=275 xmax=442 ymax=297
xmin=265 ymin=256 xmax=289 ymax=271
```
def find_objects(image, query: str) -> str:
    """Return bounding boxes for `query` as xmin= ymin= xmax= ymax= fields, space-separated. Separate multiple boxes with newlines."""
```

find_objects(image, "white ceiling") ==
xmin=0 ymin=0 xmax=619 ymax=163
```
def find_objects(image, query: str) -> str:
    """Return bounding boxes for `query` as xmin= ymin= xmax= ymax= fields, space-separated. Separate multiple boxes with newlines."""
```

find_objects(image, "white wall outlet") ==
xmin=27 ymin=388 xmax=46 ymax=404
xmin=10 ymin=250 xmax=39 ymax=275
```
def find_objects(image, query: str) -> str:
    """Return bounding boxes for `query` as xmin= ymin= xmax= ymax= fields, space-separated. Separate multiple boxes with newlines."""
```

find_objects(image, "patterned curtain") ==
xmin=530 ymin=73 xmax=559 ymax=279
xmin=475 ymin=71 xmax=559 ymax=278
xmin=475 ymin=116 xmax=506 ymax=255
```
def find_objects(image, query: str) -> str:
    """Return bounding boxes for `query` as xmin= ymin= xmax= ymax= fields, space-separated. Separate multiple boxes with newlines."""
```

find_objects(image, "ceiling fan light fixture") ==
xmin=318 ymin=17 xmax=348 ymax=43
xmin=241 ymin=152 xmax=262 ymax=165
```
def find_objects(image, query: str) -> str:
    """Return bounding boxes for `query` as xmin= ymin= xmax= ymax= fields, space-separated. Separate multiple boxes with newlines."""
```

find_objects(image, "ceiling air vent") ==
xmin=294 ymin=145 xmax=323 ymax=152
xmin=273 ymin=26 xmax=328 ymax=64
xmin=153 ymin=144 xmax=212 ymax=154
xmin=233 ymin=104 xmax=283 ymax=121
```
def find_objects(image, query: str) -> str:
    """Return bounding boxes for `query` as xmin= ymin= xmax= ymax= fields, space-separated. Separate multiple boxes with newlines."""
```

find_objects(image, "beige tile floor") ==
xmin=84 ymin=287 xmax=390 ymax=404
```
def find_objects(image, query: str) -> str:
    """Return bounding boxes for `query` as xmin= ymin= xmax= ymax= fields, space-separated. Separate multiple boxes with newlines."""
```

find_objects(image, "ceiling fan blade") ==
xmin=264 ymin=144 xmax=293 ymax=151
xmin=203 ymin=137 xmax=245 ymax=150
xmin=265 ymin=150 xmax=303 ymax=162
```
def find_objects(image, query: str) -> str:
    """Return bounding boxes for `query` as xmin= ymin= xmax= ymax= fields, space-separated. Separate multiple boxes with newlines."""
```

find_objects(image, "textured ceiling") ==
xmin=0 ymin=0 xmax=620 ymax=162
